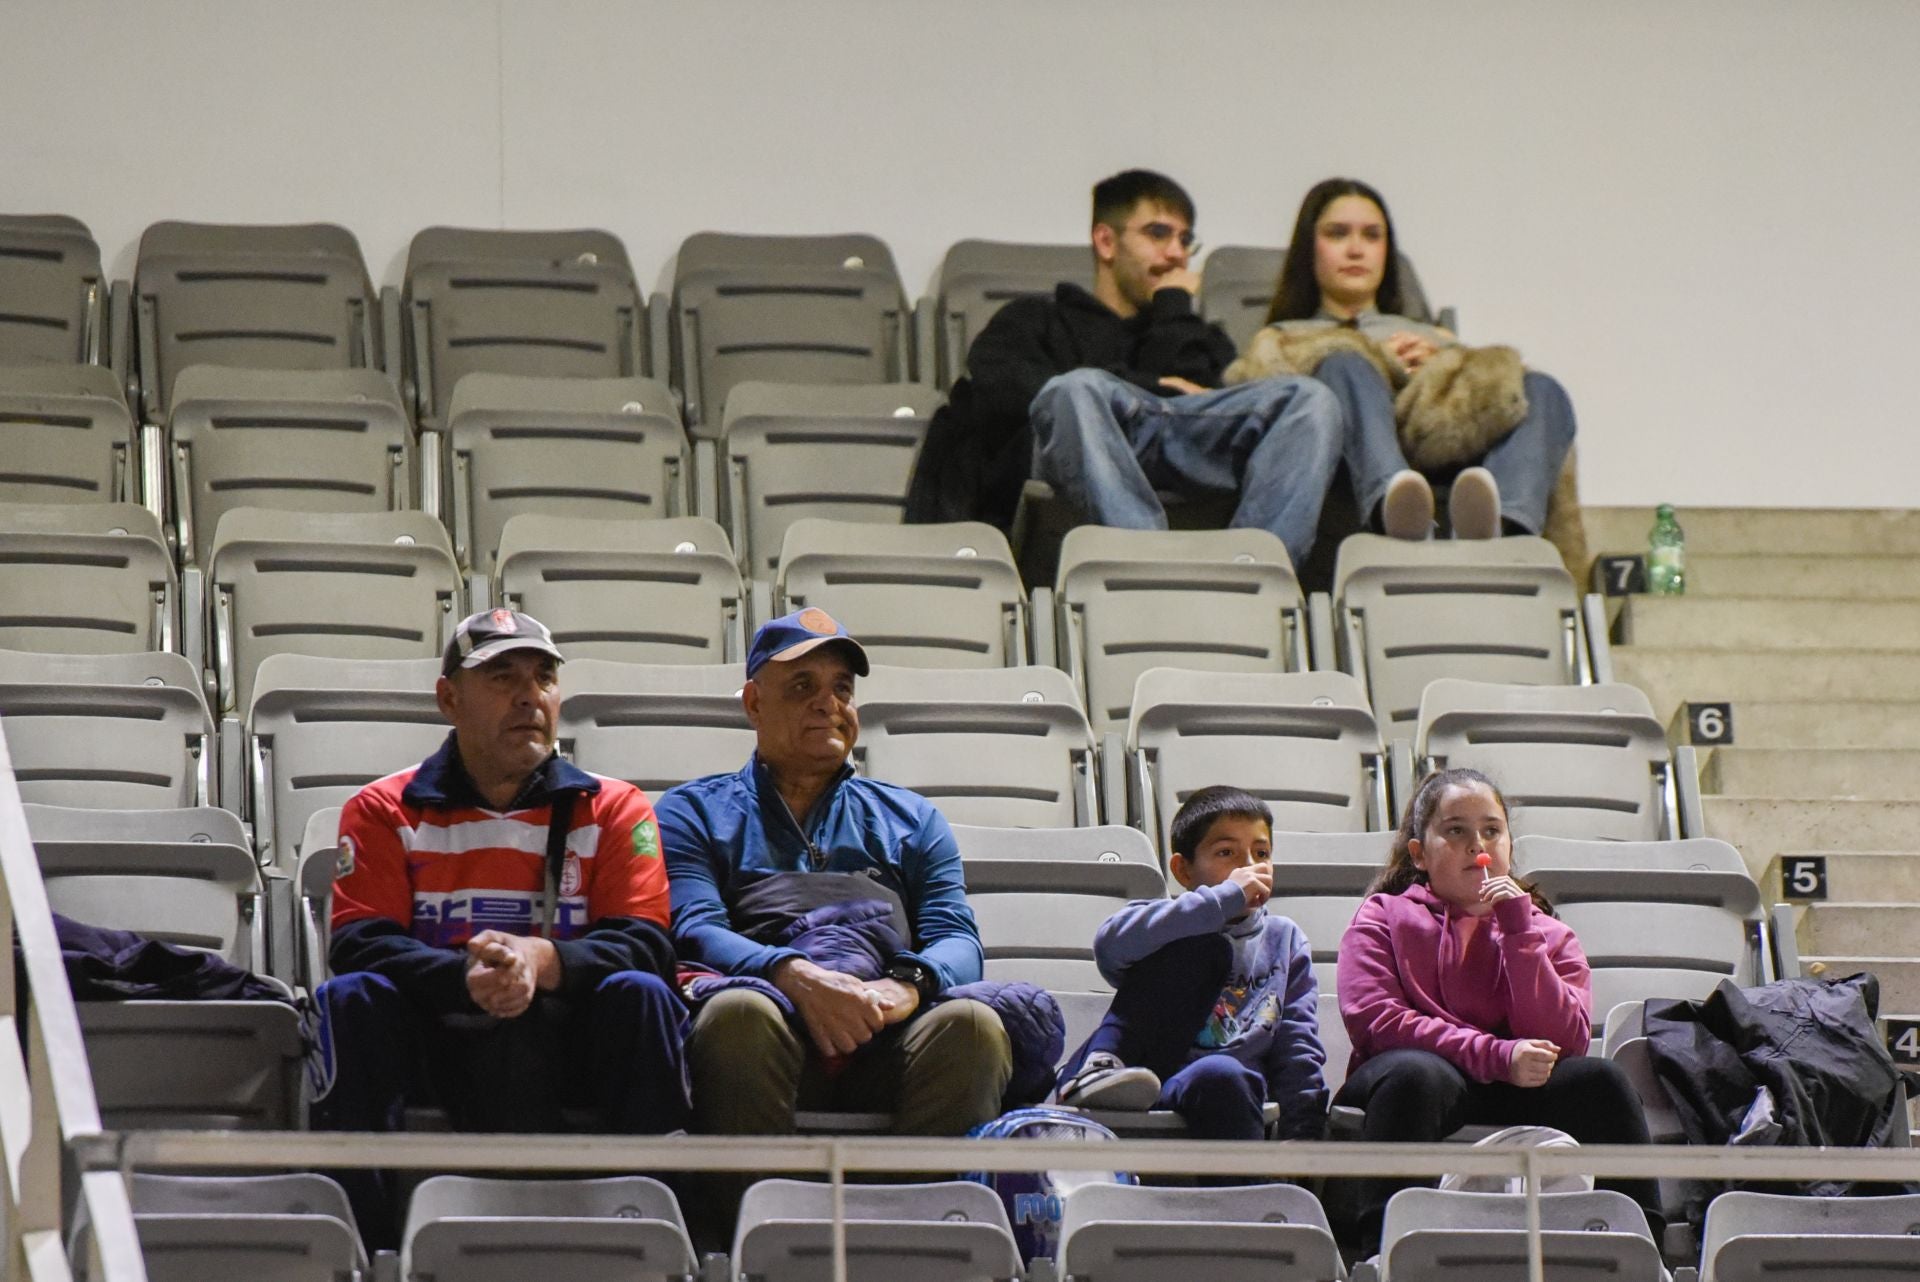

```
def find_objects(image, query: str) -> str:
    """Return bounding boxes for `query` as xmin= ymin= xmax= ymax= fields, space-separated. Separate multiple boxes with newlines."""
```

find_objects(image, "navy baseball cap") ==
xmin=442 ymin=608 xmax=564 ymax=676
xmin=746 ymin=608 xmax=871 ymax=679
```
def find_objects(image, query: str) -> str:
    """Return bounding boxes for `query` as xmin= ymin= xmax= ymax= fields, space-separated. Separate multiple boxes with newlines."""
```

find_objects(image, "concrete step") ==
xmin=1585 ymin=506 xmax=1920 ymax=558
xmin=1669 ymin=701 xmax=1920 ymax=750
xmin=1764 ymin=851 xmax=1920 ymax=903
xmin=1680 ymin=554 xmax=1920 ymax=600
xmin=1705 ymin=749 xmax=1920 ymax=799
xmin=1621 ymin=597 xmax=1920 ymax=652
xmin=1701 ymin=796 xmax=1920 ymax=880
xmin=1800 ymin=955 xmax=1920 ymax=1015
xmin=1794 ymin=902 xmax=1920 ymax=958
xmin=1615 ymin=649 xmax=1920 ymax=724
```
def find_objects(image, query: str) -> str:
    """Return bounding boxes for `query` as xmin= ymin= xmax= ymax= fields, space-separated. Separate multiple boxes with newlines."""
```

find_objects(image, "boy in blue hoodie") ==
xmin=1054 ymin=786 xmax=1328 ymax=1140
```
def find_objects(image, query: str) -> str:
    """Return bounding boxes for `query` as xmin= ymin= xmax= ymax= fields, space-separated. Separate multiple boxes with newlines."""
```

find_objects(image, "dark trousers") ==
xmin=312 ymin=969 xmax=691 ymax=1248
xmin=1332 ymin=1047 xmax=1660 ymax=1249
xmin=1059 ymin=932 xmax=1268 ymax=1141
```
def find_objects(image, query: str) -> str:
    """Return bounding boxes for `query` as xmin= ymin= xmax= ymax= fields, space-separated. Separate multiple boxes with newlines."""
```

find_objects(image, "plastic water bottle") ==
xmin=1648 ymin=504 xmax=1686 ymax=595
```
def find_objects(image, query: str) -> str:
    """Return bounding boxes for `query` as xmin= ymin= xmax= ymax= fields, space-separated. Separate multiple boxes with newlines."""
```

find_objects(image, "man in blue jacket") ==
xmin=656 ymin=608 xmax=1012 ymax=1136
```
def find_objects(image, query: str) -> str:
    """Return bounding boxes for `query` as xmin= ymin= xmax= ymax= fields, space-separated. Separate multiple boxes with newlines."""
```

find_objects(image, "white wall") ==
xmin=6 ymin=0 xmax=1916 ymax=508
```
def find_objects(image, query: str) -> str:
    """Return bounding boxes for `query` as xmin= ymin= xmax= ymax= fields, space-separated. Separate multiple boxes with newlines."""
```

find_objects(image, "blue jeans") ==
xmin=1057 ymin=932 xmax=1269 ymax=1141
xmin=312 ymin=969 xmax=691 ymax=1247
xmin=1315 ymin=349 xmax=1576 ymax=535
xmin=1029 ymin=369 xmax=1344 ymax=567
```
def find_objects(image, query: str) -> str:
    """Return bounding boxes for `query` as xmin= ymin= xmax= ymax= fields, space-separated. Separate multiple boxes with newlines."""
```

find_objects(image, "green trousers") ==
xmin=689 ymin=988 xmax=1013 ymax=1136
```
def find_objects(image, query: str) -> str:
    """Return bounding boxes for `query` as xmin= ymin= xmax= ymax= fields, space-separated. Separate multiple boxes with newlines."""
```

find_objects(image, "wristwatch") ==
xmin=885 ymin=957 xmax=938 ymax=1005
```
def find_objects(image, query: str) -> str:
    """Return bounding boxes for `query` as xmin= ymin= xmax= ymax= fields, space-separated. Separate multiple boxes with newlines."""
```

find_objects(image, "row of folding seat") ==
xmin=0 ymin=499 xmax=1599 ymax=727
xmin=0 ymin=214 xmax=1451 ymax=422
xmin=89 ymin=1165 xmax=1915 ymax=1280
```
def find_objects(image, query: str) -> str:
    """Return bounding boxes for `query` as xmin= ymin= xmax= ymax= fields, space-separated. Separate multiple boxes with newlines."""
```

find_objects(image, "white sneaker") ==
xmin=1056 ymin=1052 xmax=1162 ymax=1111
xmin=1448 ymin=466 xmax=1501 ymax=539
xmin=1380 ymin=469 xmax=1435 ymax=541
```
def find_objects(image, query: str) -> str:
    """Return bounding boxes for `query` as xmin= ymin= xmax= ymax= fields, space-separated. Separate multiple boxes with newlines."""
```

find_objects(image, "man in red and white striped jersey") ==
xmin=313 ymin=609 xmax=688 ymax=1245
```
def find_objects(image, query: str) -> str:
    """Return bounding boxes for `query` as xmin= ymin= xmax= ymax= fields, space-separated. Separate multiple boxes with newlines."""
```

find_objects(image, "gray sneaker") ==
xmin=1448 ymin=466 xmax=1501 ymax=539
xmin=1380 ymin=469 xmax=1435 ymax=541
xmin=1056 ymin=1052 xmax=1162 ymax=1111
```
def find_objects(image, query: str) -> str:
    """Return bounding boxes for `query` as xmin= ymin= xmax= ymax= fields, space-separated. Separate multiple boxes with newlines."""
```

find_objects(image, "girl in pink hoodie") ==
xmin=1334 ymin=767 xmax=1656 ymax=1248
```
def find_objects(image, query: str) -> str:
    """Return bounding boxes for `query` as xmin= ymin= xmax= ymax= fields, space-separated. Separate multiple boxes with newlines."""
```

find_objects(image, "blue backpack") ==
xmin=964 ymin=1107 xmax=1136 ymax=1263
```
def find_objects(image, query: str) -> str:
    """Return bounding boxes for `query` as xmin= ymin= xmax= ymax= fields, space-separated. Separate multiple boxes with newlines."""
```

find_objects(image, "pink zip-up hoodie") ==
xmin=1337 ymin=883 xmax=1592 ymax=1084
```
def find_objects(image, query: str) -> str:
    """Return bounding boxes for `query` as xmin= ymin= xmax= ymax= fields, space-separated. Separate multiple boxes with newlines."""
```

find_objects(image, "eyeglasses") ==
xmin=1124 ymin=220 xmax=1200 ymax=255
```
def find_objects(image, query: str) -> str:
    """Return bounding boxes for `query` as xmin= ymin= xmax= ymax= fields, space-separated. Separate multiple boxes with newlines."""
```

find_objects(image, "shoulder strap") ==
xmin=540 ymin=790 xmax=579 ymax=941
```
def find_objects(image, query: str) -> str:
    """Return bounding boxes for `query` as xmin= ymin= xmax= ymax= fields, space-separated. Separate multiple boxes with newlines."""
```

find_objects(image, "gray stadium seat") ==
xmin=1418 ymin=679 xmax=1678 ymax=842
xmin=1199 ymin=244 xmax=1440 ymax=354
xmin=403 ymin=226 xmax=649 ymax=431
xmin=72 ymin=1172 xmax=365 ymax=1282
xmin=559 ymin=661 xmax=752 ymax=797
xmin=401 ymin=1174 xmax=696 ymax=1282
xmin=1129 ymin=669 xmax=1387 ymax=858
xmin=1513 ymin=835 xmax=1767 ymax=1041
xmin=732 ymin=1178 xmax=1021 ymax=1282
xmin=671 ymin=232 xmax=910 ymax=429
xmin=721 ymin=380 xmax=940 ymax=582
xmin=1265 ymin=829 xmax=1391 ymax=965
xmin=0 ymin=364 xmax=136 ymax=504
xmin=0 ymin=213 xmax=108 ymax=366
xmin=295 ymin=805 xmax=343 ymax=991
xmin=1699 ymin=1189 xmax=1920 ymax=1281
xmin=929 ymin=239 xmax=1091 ymax=387
xmin=1060 ymin=1181 xmax=1343 ymax=1282
xmin=0 ymin=648 xmax=212 ymax=808
xmin=134 ymin=221 xmax=381 ymax=424
xmin=24 ymin=803 xmax=305 ymax=1129
xmin=167 ymin=366 xmax=412 ymax=568
xmin=857 ymin=665 xmax=1097 ymax=827
xmin=777 ymin=518 xmax=1029 ymax=668
xmin=495 ymin=514 xmax=744 ymax=664
xmin=247 ymin=654 xmax=446 ymax=871
xmin=1378 ymin=1187 xmax=1667 ymax=1281
xmin=448 ymin=373 xmax=689 ymax=575
xmin=0 ymin=502 xmax=176 ymax=654
xmin=1057 ymin=526 xmax=1306 ymax=734
xmin=952 ymin=823 xmax=1160 ymax=993
xmin=1332 ymin=533 xmax=1588 ymax=731
xmin=206 ymin=508 xmax=460 ymax=717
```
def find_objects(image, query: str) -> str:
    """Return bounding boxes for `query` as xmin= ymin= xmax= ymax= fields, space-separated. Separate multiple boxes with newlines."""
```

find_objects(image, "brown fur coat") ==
xmin=1224 ymin=326 xmax=1587 ymax=574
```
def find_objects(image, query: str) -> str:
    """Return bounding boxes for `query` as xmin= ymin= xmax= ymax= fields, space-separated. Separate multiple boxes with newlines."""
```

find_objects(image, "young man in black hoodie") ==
xmin=905 ymin=169 xmax=1342 ymax=568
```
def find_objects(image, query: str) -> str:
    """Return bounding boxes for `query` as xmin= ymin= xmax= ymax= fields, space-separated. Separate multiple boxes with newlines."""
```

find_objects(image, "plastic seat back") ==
xmin=559 ymin=661 xmax=752 ymax=797
xmin=1061 ymin=1181 xmax=1341 ymax=1282
xmin=778 ymin=518 xmax=1028 ymax=669
xmin=0 ymin=502 xmax=177 ymax=654
xmin=207 ymin=508 xmax=460 ymax=716
xmin=1420 ymin=679 xmax=1673 ymax=842
xmin=0 ymin=214 xmax=107 ymax=365
xmin=247 ymin=654 xmax=447 ymax=871
xmin=1129 ymin=669 xmax=1385 ymax=855
xmin=721 ymin=380 xmax=939 ymax=580
xmin=1701 ymin=1190 xmax=1920 ymax=1282
xmin=405 ymin=226 xmax=646 ymax=429
xmin=857 ymin=664 xmax=1095 ymax=827
xmin=168 ymin=366 xmax=412 ymax=568
xmin=496 ymin=514 xmax=743 ymax=665
xmin=1200 ymin=243 xmax=1438 ymax=353
xmin=0 ymin=649 xmax=211 ymax=808
xmin=1334 ymin=533 xmax=1583 ymax=731
xmin=448 ymin=372 xmax=687 ymax=574
xmin=672 ymin=231 xmax=909 ymax=428
xmin=733 ymin=1179 xmax=1020 ymax=1282
xmin=1381 ymin=1187 xmax=1662 ymax=1282
xmin=135 ymin=221 xmax=379 ymax=422
xmin=0 ymin=365 xmax=135 ymax=503
xmin=402 ymin=1174 xmax=694 ymax=1282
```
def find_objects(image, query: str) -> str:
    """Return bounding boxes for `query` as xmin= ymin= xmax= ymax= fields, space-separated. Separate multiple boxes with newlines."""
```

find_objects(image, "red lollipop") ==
xmin=1474 ymin=853 xmax=1493 ymax=871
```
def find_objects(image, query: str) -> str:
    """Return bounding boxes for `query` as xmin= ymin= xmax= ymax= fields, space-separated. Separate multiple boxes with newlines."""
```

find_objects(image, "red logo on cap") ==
xmin=797 ymin=607 xmax=837 ymax=635
xmin=490 ymin=609 xmax=517 ymax=633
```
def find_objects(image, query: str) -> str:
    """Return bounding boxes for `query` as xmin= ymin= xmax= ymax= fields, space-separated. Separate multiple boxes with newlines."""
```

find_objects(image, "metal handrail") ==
xmin=0 ymin=726 xmax=147 ymax=1281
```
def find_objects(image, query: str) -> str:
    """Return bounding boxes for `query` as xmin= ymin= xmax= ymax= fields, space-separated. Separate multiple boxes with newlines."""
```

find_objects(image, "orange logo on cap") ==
xmin=797 ymin=608 xmax=837 ymax=635
xmin=490 ymin=609 xmax=517 ymax=632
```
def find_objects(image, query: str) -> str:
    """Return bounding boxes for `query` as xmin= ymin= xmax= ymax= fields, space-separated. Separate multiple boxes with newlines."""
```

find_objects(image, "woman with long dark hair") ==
xmin=1263 ymin=178 xmax=1577 ymax=543
xmin=1332 ymin=767 xmax=1657 ymax=1250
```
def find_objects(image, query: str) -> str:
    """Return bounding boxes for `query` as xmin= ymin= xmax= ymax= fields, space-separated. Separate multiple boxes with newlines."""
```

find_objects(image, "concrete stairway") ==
xmin=1587 ymin=506 xmax=1920 ymax=1085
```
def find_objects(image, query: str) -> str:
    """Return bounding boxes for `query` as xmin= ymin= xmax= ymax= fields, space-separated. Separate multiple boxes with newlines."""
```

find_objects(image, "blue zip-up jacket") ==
xmin=1095 ymin=881 xmax=1327 ymax=1139
xmin=656 ymin=755 xmax=984 ymax=991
